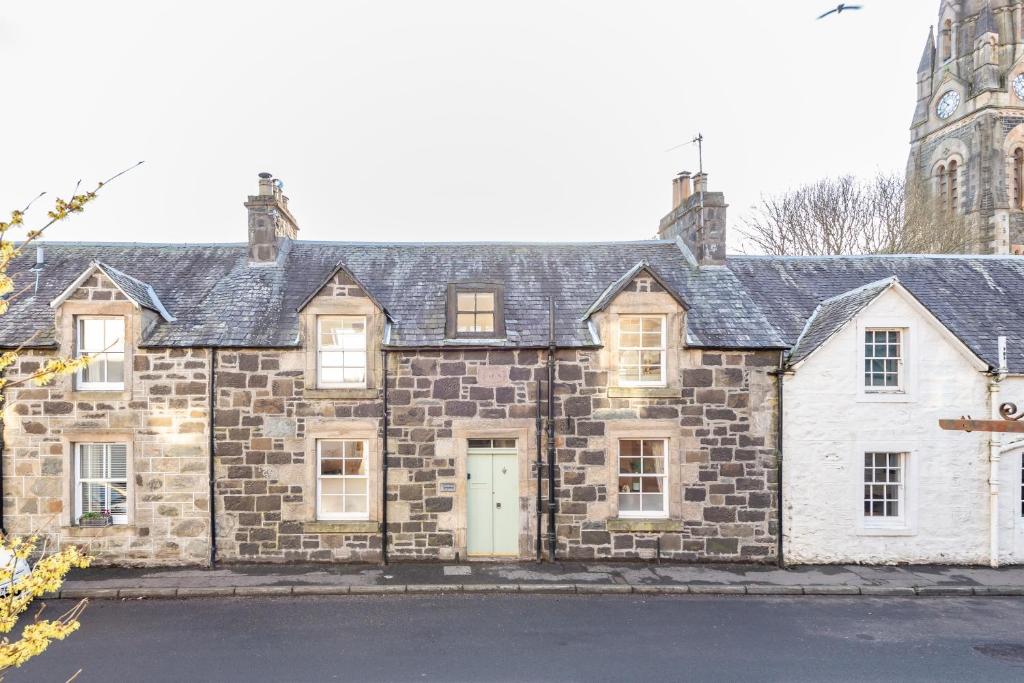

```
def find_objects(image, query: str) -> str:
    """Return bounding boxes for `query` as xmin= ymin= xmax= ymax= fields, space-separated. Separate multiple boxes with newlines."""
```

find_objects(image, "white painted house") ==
xmin=779 ymin=277 xmax=1024 ymax=565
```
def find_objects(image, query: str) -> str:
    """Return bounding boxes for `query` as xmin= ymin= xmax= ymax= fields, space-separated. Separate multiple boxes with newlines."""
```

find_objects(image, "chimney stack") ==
xmin=245 ymin=172 xmax=299 ymax=264
xmin=656 ymin=170 xmax=727 ymax=266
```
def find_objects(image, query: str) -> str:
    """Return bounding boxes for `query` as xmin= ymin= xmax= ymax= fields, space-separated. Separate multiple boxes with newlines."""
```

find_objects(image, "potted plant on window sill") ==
xmin=78 ymin=510 xmax=114 ymax=527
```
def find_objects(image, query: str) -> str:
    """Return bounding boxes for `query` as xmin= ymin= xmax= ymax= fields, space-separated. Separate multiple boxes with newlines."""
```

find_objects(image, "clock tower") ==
xmin=908 ymin=0 xmax=1024 ymax=254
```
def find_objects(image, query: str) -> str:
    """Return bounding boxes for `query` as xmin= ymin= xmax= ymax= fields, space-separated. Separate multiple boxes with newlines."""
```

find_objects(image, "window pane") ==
xmin=641 ymin=457 xmax=664 ymax=475
xmin=475 ymin=293 xmax=494 ymax=312
xmin=619 ymin=476 xmax=641 ymax=493
xmin=492 ymin=439 xmax=517 ymax=449
xmin=105 ymin=319 xmax=125 ymax=351
xmin=642 ymin=440 xmax=664 ymax=457
xmin=619 ymin=440 xmax=642 ymax=458
xmin=476 ymin=313 xmax=494 ymax=333
xmin=619 ymin=493 xmax=641 ymax=511
xmin=81 ymin=482 xmax=105 ymax=514
xmin=320 ymin=441 xmax=345 ymax=458
xmin=345 ymin=495 xmax=368 ymax=514
xmin=641 ymin=365 xmax=661 ymax=382
xmin=80 ymin=318 xmax=106 ymax=352
xmin=81 ymin=357 xmax=106 ymax=384
xmin=108 ymin=482 xmax=128 ymax=514
xmin=641 ymin=494 xmax=664 ymax=512
xmin=320 ymin=495 xmax=344 ymax=514
xmin=456 ymin=314 xmax=476 ymax=332
xmin=456 ymin=293 xmax=476 ymax=312
xmin=106 ymin=353 xmax=125 ymax=383
xmin=619 ymin=318 xmax=641 ymax=333
xmin=620 ymin=458 xmax=641 ymax=475
xmin=642 ymin=317 xmax=662 ymax=333
xmin=319 ymin=367 xmax=344 ymax=384
xmin=343 ymin=478 xmax=367 ymax=496
xmin=640 ymin=478 xmax=662 ymax=493
xmin=342 ymin=367 xmax=366 ymax=384
xmin=320 ymin=351 xmax=344 ymax=368
xmin=320 ymin=478 xmax=344 ymax=495
xmin=109 ymin=445 xmax=127 ymax=478
xmin=620 ymin=332 xmax=641 ymax=347
xmin=321 ymin=458 xmax=344 ymax=476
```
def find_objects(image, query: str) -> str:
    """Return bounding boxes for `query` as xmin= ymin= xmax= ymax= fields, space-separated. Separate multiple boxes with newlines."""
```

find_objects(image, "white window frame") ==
xmin=74 ymin=443 xmax=129 ymax=525
xmin=316 ymin=315 xmax=368 ymax=389
xmin=617 ymin=315 xmax=667 ymax=387
xmin=862 ymin=451 xmax=907 ymax=529
xmin=316 ymin=439 xmax=370 ymax=521
xmin=617 ymin=438 xmax=668 ymax=519
xmin=75 ymin=316 xmax=125 ymax=391
xmin=863 ymin=327 xmax=903 ymax=393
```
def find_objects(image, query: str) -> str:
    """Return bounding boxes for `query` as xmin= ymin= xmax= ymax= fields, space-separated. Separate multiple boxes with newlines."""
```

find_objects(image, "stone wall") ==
xmin=211 ymin=344 xmax=778 ymax=563
xmin=2 ymin=347 xmax=211 ymax=566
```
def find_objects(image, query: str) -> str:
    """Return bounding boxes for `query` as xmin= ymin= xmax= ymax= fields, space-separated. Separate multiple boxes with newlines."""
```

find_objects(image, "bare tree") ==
xmin=739 ymin=172 xmax=977 ymax=255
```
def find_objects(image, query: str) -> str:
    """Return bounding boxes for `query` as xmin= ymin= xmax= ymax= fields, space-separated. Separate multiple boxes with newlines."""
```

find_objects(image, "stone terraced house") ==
xmin=2 ymin=171 xmax=1024 ymax=567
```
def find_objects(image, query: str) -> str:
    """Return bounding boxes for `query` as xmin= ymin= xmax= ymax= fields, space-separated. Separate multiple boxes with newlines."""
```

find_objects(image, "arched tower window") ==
xmin=937 ymin=164 xmax=947 ymax=209
xmin=1015 ymin=149 xmax=1024 ymax=209
xmin=942 ymin=19 xmax=953 ymax=61
xmin=948 ymin=160 xmax=959 ymax=212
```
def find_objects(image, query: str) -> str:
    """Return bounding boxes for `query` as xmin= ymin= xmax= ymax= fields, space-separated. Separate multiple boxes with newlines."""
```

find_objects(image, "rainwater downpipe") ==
xmin=381 ymin=349 xmax=390 ymax=565
xmin=546 ymin=298 xmax=557 ymax=562
xmin=208 ymin=347 xmax=217 ymax=568
xmin=988 ymin=372 xmax=1002 ymax=568
xmin=535 ymin=378 xmax=543 ymax=562
xmin=774 ymin=351 xmax=785 ymax=568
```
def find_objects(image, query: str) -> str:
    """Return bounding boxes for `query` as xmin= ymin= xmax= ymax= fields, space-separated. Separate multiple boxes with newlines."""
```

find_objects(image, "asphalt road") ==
xmin=11 ymin=595 xmax=1024 ymax=682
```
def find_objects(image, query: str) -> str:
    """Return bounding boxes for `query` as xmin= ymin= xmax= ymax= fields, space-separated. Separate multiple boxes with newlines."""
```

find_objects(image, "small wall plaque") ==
xmin=439 ymin=482 xmax=456 ymax=493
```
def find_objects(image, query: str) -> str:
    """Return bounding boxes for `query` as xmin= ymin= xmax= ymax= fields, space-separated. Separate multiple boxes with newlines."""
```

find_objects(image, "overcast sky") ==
xmin=2 ymin=1 xmax=935 ymax=250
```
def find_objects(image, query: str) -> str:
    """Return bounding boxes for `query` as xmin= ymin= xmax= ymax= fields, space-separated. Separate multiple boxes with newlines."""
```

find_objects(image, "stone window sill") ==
xmin=302 ymin=388 xmax=378 ymax=400
xmin=303 ymin=521 xmax=380 ymax=534
xmin=855 ymin=525 xmax=915 ymax=537
xmin=607 ymin=387 xmax=681 ymax=399
xmin=606 ymin=519 xmax=683 ymax=532
xmin=60 ymin=525 xmax=136 ymax=538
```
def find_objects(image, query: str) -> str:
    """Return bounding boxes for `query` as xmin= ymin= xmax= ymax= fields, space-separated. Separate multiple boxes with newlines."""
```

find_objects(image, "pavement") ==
xmin=14 ymin=594 xmax=1024 ymax=682
xmin=49 ymin=560 xmax=1024 ymax=599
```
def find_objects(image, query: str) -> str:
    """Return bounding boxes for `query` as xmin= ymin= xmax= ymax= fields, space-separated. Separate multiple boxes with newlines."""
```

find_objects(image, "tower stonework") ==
xmin=907 ymin=0 xmax=1024 ymax=254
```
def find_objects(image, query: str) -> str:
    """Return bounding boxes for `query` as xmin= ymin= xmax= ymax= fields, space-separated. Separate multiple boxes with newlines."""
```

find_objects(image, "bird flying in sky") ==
xmin=817 ymin=3 xmax=863 ymax=19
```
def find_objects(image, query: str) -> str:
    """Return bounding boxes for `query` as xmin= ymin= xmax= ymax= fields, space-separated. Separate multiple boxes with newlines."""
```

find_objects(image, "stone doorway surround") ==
xmin=449 ymin=419 xmax=536 ymax=561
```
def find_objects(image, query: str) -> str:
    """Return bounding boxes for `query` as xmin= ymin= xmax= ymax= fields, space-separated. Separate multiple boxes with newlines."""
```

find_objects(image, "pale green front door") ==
xmin=467 ymin=440 xmax=518 ymax=557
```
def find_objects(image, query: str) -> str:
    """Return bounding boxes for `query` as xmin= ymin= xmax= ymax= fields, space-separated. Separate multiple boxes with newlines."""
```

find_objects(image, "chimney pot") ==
xmin=693 ymin=172 xmax=708 ymax=194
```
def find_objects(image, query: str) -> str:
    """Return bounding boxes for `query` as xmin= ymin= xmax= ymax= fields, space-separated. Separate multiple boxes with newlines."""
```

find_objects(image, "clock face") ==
xmin=1014 ymin=74 xmax=1024 ymax=100
xmin=936 ymin=90 xmax=960 ymax=119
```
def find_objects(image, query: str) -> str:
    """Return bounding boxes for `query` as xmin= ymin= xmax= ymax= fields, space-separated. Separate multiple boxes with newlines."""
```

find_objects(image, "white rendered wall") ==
xmin=783 ymin=288 xmax=991 ymax=565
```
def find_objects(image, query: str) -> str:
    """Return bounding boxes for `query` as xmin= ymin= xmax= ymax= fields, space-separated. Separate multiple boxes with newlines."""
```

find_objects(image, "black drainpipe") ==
xmin=775 ymin=350 xmax=785 ymax=568
xmin=535 ymin=378 xmax=542 ymax=562
xmin=208 ymin=347 xmax=217 ymax=568
xmin=546 ymin=298 xmax=557 ymax=562
xmin=381 ymin=349 xmax=390 ymax=565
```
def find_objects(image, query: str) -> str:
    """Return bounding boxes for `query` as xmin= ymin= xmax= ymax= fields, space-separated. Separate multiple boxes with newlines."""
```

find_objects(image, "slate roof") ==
xmin=5 ymin=242 xmax=1023 ymax=371
xmin=1 ymin=240 xmax=782 ymax=350
xmin=787 ymin=278 xmax=895 ymax=366
xmin=727 ymin=255 xmax=1024 ymax=373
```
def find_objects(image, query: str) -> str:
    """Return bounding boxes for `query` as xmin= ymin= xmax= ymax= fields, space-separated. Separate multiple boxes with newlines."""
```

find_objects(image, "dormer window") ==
xmin=618 ymin=315 xmax=666 ymax=386
xmin=76 ymin=316 xmax=125 ymax=391
xmin=446 ymin=284 xmax=505 ymax=339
